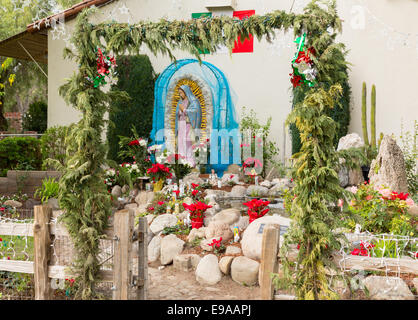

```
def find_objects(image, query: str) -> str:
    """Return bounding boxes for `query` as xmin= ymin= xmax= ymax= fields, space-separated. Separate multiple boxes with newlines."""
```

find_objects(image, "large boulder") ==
xmin=363 ymin=276 xmax=414 ymax=300
xmin=135 ymin=191 xmax=155 ymax=206
xmin=260 ymin=180 xmax=271 ymax=189
xmin=246 ymin=185 xmax=269 ymax=197
xmin=212 ymin=208 xmax=241 ymax=226
xmin=221 ymin=173 xmax=240 ymax=185
xmin=241 ymin=215 xmax=291 ymax=260
xmin=160 ymin=234 xmax=185 ymax=265
xmin=225 ymin=246 xmax=242 ymax=255
xmin=225 ymin=164 xmax=241 ymax=175
xmin=148 ymin=235 xmax=162 ymax=263
xmin=187 ymin=227 xmax=207 ymax=242
xmin=230 ymin=185 xmax=247 ymax=197
xmin=4 ymin=199 xmax=23 ymax=208
xmin=195 ymin=254 xmax=222 ymax=285
xmin=219 ymin=256 xmax=234 ymax=275
xmin=230 ymin=256 xmax=260 ymax=286
xmin=369 ymin=135 xmax=408 ymax=193
xmin=337 ymin=133 xmax=365 ymax=187
xmin=205 ymin=221 xmax=234 ymax=241
xmin=337 ymin=133 xmax=364 ymax=150
xmin=182 ymin=172 xmax=204 ymax=186
xmin=111 ymin=185 xmax=122 ymax=198
xmin=149 ymin=214 xmax=178 ymax=234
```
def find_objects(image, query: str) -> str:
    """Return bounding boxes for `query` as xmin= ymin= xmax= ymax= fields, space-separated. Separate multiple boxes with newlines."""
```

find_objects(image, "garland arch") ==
xmin=59 ymin=0 xmax=349 ymax=300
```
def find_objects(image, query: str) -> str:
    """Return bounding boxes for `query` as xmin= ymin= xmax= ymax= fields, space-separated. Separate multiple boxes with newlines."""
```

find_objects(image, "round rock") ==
xmin=241 ymin=215 xmax=291 ymax=260
xmin=230 ymin=256 xmax=260 ymax=286
xmin=160 ymin=234 xmax=185 ymax=265
xmin=212 ymin=208 xmax=241 ymax=226
xmin=195 ymin=254 xmax=222 ymax=285
xmin=150 ymin=214 xmax=178 ymax=234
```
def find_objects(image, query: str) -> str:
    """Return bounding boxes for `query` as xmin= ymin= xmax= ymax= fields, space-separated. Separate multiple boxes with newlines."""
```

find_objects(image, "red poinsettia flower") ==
xmin=148 ymin=207 xmax=154 ymax=211
xmin=158 ymin=201 xmax=164 ymax=206
xmin=173 ymin=190 xmax=180 ymax=196
xmin=192 ymin=190 xmax=199 ymax=197
xmin=191 ymin=183 xmax=200 ymax=189
xmin=129 ymin=140 xmax=140 ymax=146
xmin=243 ymin=199 xmax=270 ymax=223
xmin=208 ymin=237 xmax=223 ymax=248
xmin=0 ymin=207 xmax=5 ymax=212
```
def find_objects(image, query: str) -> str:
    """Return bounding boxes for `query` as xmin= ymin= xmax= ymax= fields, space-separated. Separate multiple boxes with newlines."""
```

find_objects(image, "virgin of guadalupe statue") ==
xmin=175 ymin=85 xmax=202 ymax=166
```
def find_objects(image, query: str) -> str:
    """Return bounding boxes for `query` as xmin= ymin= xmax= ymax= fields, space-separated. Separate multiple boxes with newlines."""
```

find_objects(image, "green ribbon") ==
xmin=291 ymin=33 xmax=316 ymax=88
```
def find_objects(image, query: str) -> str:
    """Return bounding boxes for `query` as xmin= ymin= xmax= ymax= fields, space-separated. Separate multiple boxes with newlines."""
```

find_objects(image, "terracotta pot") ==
xmin=191 ymin=220 xmax=204 ymax=229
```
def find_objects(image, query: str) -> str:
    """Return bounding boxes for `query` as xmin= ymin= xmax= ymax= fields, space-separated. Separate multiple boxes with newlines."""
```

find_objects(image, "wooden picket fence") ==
xmin=0 ymin=205 xmax=148 ymax=300
xmin=259 ymin=224 xmax=418 ymax=300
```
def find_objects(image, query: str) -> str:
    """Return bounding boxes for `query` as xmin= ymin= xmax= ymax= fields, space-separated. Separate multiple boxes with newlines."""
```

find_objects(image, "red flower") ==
xmin=192 ymin=190 xmax=199 ymax=197
xmin=0 ymin=207 xmax=5 ymax=212
xmin=290 ymin=73 xmax=302 ymax=88
xmin=243 ymin=199 xmax=270 ymax=223
xmin=148 ymin=207 xmax=154 ymax=211
xmin=7 ymin=257 xmax=10 ymax=260
xmin=297 ymin=243 xmax=300 ymax=250
xmin=158 ymin=201 xmax=164 ymax=206
xmin=173 ymin=190 xmax=180 ymax=196
xmin=191 ymin=183 xmax=200 ymax=189
xmin=129 ymin=140 xmax=140 ymax=146
xmin=390 ymin=192 xmax=409 ymax=201
xmin=208 ymin=237 xmax=223 ymax=248
xmin=0 ymin=238 xmax=2 ymax=242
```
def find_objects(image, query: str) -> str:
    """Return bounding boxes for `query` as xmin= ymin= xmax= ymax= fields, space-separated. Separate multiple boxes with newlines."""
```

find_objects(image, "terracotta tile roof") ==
xmin=4 ymin=112 xmax=22 ymax=119
xmin=27 ymin=0 xmax=116 ymax=33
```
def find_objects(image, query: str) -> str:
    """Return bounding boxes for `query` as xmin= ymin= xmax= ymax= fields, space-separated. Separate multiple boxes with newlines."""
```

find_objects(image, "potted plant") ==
xmin=146 ymin=163 xmax=172 ymax=192
xmin=183 ymin=201 xmax=212 ymax=229
xmin=243 ymin=198 xmax=270 ymax=223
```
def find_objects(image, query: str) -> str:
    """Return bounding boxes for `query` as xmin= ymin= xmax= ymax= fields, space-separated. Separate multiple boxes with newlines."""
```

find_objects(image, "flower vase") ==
xmin=153 ymin=179 xmax=164 ymax=192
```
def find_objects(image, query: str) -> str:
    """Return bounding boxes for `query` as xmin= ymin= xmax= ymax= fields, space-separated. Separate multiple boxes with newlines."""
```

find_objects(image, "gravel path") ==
xmin=147 ymin=265 xmax=260 ymax=300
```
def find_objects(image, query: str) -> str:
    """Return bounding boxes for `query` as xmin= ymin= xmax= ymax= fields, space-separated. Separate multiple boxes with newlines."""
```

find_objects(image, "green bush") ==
xmin=40 ymin=124 xmax=74 ymax=170
xmin=35 ymin=177 xmax=59 ymax=203
xmin=107 ymin=55 xmax=156 ymax=162
xmin=0 ymin=137 xmax=42 ymax=176
xmin=22 ymin=101 xmax=48 ymax=133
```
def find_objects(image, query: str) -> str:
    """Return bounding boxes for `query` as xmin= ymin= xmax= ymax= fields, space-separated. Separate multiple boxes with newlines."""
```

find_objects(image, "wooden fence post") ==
xmin=260 ymin=224 xmax=280 ymax=300
xmin=135 ymin=215 xmax=148 ymax=300
xmin=33 ymin=205 xmax=52 ymax=300
xmin=113 ymin=209 xmax=134 ymax=300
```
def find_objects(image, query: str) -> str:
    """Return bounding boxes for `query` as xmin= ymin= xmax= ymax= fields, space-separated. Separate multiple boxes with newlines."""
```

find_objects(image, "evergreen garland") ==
xmin=59 ymin=0 xmax=348 ymax=299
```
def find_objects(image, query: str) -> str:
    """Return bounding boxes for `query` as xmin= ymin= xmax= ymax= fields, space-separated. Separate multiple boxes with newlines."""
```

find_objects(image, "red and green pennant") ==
xmin=191 ymin=10 xmax=255 ymax=54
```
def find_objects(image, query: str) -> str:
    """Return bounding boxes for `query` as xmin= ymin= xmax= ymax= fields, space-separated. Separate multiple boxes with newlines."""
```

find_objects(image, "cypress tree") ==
xmin=107 ymin=55 xmax=156 ymax=162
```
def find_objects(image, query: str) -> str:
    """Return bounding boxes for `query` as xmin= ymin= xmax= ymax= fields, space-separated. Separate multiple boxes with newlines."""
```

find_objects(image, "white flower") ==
xmin=139 ymin=139 xmax=147 ymax=147
xmin=132 ymin=164 xmax=138 ymax=170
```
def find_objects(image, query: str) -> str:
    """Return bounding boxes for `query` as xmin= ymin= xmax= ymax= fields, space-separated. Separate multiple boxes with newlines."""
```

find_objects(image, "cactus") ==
xmin=361 ymin=82 xmax=369 ymax=146
xmin=371 ymin=85 xmax=376 ymax=148
xmin=361 ymin=82 xmax=377 ymax=148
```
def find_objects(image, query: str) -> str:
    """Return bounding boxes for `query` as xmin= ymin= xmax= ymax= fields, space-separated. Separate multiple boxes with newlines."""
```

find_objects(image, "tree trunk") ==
xmin=0 ymin=88 xmax=7 ymax=131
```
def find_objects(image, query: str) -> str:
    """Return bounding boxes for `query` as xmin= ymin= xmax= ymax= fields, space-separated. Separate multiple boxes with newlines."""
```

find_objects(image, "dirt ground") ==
xmin=147 ymin=264 xmax=261 ymax=300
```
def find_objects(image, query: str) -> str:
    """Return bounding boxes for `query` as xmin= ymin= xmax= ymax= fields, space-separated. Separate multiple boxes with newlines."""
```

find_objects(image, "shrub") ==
xmin=22 ymin=101 xmax=47 ymax=133
xmin=240 ymin=107 xmax=279 ymax=178
xmin=343 ymin=183 xmax=417 ymax=236
xmin=35 ymin=177 xmax=59 ymax=203
xmin=0 ymin=137 xmax=42 ymax=176
xmin=40 ymin=125 xmax=74 ymax=170
xmin=107 ymin=55 xmax=156 ymax=162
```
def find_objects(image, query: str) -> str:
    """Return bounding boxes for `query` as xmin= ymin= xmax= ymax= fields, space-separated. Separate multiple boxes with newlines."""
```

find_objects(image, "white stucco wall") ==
xmin=48 ymin=0 xmax=418 ymax=161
